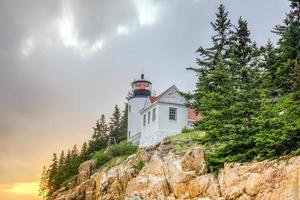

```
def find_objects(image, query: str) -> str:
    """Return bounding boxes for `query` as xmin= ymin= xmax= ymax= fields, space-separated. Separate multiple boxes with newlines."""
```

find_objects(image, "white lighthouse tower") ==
xmin=127 ymin=74 xmax=152 ymax=145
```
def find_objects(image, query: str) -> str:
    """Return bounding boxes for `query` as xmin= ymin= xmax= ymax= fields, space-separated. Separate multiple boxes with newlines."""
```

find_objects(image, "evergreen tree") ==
xmin=109 ymin=105 xmax=122 ymax=143
xmin=259 ymin=40 xmax=279 ymax=89
xmin=63 ymin=150 xmax=72 ymax=178
xmin=119 ymin=103 xmax=128 ymax=142
xmin=47 ymin=153 xmax=59 ymax=194
xmin=79 ymin=141 xmax=89 ymax=162
xmin=56 ymin=151 xmax=66 ymax=187
xmin=70 ymin=145 xmax=79 ymax=175
xmin=206 ymin=17 xmax=263 ymax=167
xmin=189 ymin=4 xmax=232 ymax=72
xmin=272 ymin=0 xmax=300 ymax=91
xmin=39 ymin=166 xmax=48 ymax=199
xmin=187 ymin=4 xmax=233 ymax=139
xmin=88 ymin=114 xmax=109 ymax=154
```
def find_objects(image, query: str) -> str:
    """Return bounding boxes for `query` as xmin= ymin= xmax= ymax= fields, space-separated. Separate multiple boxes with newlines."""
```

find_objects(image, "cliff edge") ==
xmin=46 ymin=138 xmax=300 ymax=200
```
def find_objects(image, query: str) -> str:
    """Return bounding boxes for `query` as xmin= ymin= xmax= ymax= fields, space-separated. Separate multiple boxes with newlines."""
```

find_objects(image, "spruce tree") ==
xmin=56 ymin=151 xmax=66 ymax=187
xmin=187 ymin=4 xmax=233 ymax=142
xmin=88 ymin=114 xmax=109 ymax=154
xmin=47 ymin=153 xmax=59 ymax=194
xmin=39 ymin=166 xmax=48 ymax=199
xmin=70 ymin=145 xmax=79 ymax=175
xmin=273 ymin=0 xmax=300 ymax=91
xmin=64 ymin=150 xmax=72 ymax=178
xmin=119 ymin=103 xmax=129 ymax=142
xmin=109 ymin=105 xmax=122 ymax=143
xmin=207 ymin=17 xmax=263 ymax=167
xmin=79 ymin=141 xmax=89 ymax=162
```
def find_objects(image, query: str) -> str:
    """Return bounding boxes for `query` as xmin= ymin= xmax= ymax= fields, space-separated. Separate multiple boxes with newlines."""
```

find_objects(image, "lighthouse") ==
xmin=127 ymin=74 xmax=152 ymax=144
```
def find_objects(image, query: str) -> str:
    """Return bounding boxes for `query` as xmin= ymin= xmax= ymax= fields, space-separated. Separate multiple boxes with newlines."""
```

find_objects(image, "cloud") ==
xmin=133 ymin=0 xmax=162 ymax=26
xmin=21 ymin=38 xmax=35 ymax=56
xmin=17 ymin=0 xmax=165 ymax=58
xmin=117 ymin=25 xmax=130 ymax=35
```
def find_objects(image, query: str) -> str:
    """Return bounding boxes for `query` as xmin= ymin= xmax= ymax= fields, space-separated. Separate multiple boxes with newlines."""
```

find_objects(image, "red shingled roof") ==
xmin=188 ymin=107 xmax=202 ymax=121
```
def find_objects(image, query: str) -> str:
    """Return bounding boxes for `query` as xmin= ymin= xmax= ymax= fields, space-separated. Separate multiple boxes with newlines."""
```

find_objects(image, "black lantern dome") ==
xmin=131 ymin=74 xmax=152 ymax=98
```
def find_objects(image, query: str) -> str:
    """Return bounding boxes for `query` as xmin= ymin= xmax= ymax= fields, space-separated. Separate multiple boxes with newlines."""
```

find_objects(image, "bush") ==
xmin=92 ymin=149 xmax=111 ymax=167
xmin=133 ymin=160 xmax=145 ymax=171
xmin=106 ymin=142 xmax=138 ymax=157
xmin=92 ymin=142 xmax=138 ymax=168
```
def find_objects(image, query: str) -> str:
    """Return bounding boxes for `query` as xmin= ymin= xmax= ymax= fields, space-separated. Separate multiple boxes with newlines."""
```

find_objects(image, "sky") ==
xmin=0 ymin=0 xmax=290 ymax=199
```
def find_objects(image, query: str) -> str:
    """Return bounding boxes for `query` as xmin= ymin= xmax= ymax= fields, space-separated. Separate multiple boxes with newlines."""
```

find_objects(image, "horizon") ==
xmin=0 ymin=0 xmax=290 ymax=199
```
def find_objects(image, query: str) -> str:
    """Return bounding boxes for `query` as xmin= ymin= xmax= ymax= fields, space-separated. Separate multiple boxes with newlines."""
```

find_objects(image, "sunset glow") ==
xmin=3 ymin=182 xmax=39 ymax=195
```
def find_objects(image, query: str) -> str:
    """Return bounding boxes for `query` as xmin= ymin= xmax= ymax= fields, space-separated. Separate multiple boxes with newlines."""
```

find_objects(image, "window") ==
xmin=143 ymin=114 xmax=146 ymax=126
xmin=128 ymin=131 xmax=131 ymax=138
xmin=128 ymin=105 xmax=131 ymax=112
xmin=152 ymin=108 xmax=156 ymax=121
xmin=169 ymin=107 xmax=177 ymax=120
xmin=148 ymin=112 xmax=151 ymax=124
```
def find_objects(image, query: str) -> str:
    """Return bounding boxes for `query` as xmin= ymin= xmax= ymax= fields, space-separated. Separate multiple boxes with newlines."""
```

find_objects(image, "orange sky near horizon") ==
xmin=0 ymin=182 xmax=40 ymax=200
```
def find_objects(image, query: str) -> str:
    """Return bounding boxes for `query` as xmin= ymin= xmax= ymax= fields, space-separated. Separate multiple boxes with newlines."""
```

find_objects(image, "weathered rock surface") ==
xmin=47 ymin=142 xmax=300 ymax=200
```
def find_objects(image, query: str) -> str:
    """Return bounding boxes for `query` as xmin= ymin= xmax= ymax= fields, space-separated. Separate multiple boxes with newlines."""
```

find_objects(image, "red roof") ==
xmin=188 ymin=107 xmax=202 ymax=121
xmin=149 ymin=96 xmax=159 ymax=103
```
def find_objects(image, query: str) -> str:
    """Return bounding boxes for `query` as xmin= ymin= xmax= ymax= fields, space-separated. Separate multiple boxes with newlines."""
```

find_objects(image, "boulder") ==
xmin=77 ymin=160 xmax=95 ymax=184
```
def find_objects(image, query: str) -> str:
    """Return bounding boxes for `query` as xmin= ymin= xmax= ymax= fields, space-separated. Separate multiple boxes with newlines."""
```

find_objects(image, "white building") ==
xmin=127 ymin=74 xmax=201 ymax=147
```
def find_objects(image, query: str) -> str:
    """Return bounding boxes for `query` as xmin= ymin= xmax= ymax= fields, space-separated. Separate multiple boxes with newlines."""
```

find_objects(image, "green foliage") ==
xmin=92 ymin=142 xmax=138 ymax=168
xmin=188 ymin=1 xmax=300 ymax=172
xmin=91 ymin=149 xmax=111 ymax=167
xmin=133 ymin=160 xmax=145 ymax=171
xmin=41 ymin=103 xmax=129 ymax=196
xmin=253 ymin=92 xmax=300 ymax=160
xmin=106 ymin=141 xmax=138 ymax=157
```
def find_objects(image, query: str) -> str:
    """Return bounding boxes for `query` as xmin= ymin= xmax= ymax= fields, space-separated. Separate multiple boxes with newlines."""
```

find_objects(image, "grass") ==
xmin=166 ymin=130 xmax=206 ymax=153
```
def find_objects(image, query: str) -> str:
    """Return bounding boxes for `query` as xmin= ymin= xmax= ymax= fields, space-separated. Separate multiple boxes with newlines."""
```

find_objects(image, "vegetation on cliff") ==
xmin=187 ymin=0 xmax=300 ymax=171
xmin=39 ymin=104 xmax=132 ymax=196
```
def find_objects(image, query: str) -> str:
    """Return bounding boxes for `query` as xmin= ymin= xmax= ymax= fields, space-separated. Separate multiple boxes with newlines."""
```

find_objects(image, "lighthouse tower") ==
xmin=127 ymin=74 xmax=152 ymax=145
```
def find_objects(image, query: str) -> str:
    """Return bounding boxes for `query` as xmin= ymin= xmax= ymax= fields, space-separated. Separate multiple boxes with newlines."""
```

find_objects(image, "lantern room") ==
xmin=131 ymin=74 xmax=152 ymax=98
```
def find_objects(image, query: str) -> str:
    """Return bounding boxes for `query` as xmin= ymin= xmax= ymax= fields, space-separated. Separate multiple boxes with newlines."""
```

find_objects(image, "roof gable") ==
xmin=141 ymin=85 xmax=187 ymax=113
xmin=158 ymin=85 xmax=186 ymax=105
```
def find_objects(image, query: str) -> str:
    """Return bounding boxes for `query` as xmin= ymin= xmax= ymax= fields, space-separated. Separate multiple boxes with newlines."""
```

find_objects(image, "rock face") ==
xmin=47 ymin=143 xmax=300 ymax=200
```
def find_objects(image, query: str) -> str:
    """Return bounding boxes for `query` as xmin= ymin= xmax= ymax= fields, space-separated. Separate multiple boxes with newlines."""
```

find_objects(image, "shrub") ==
xmin=92 ymin=149 xmax=111 ymax=167
xmin=92 ymin=142 xmax=138 ymax=168
xmin=106 ymin=142 xmax=138 ymax=157
xmin=133 ymin=160 xmax=145 ymax=171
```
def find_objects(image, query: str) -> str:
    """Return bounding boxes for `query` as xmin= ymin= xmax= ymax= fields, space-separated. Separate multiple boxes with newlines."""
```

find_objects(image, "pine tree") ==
xmin=188 ymin=4 xmax=231 ymax=73
xmin=206 ymin=17 xmax=263 ymax=167
xmin=70 ymin=145 xmax=79 ymax=175
xmin=273 ymin=0 xmax=300 ymax=91
xmin=119 ymin=103 xmax=128 ymax=142
xmin=259 ymin=40 xmax=279 ymax=89
xmin=88 ymin=114 xmax=109 ymax=154
xmin=56 ymin=151 xmax=66 ymax=187
xmin=109 ymin=105 xmax=122 ymax=143
xmin=187 ymin=4 xmax=232 ymax=112
xmin=64 ymin=150 xmax=72 ymax=178
xmin=39 ymin=166 xmax=48 ymax=199
xmin=47 ymin=153 xmax=59 ymax=194
xmin=187 ymin=4 xmax=233 ymax=136
xmin=79 ymin=141 xmax=89 ymax=162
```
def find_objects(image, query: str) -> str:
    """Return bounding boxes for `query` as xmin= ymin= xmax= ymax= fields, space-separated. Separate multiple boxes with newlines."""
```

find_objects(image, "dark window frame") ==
xmin=169 ymin=107 xmax=177 ymax=120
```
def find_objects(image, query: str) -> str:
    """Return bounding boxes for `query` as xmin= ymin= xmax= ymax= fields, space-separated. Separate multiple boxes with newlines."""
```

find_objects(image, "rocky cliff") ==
xmin=46 ymin=140 xmax=300 ymax=200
